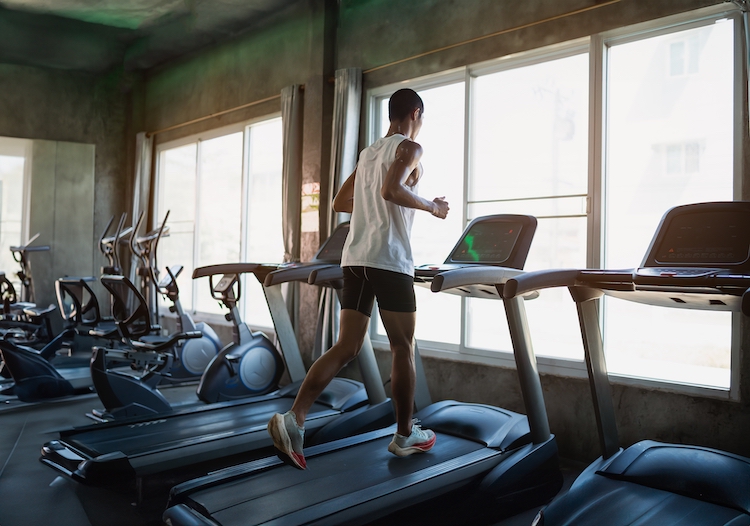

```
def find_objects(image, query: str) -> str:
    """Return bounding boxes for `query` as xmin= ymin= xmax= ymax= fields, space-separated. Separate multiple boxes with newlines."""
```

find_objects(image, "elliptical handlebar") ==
xmin=9 ymin=233 xmax=51 ymax=304
xmin=130 ymin=210 xmax=170 ymax=288
xmin=157 ymin=264 xmax=184 ymax=302
xmin=98 ymin=216 xmax=115 ymax=258
xmin=100 ymin=213 xmax=132 ymax=274
xmin=10 ymin=233 xmax=50 ymax=262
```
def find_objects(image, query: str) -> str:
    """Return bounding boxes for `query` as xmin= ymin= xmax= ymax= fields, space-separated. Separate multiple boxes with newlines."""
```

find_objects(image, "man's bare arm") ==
xmin=333 ymin=169 xmax=356 ymax=213
xmin=381 ymin=141 xmax=449 ymax=219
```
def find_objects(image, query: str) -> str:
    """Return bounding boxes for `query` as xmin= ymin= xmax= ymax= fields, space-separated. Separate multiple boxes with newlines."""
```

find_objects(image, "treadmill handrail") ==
xmin=503 ymin=269 xmax=583 ymax=299
xmin=264 ymin=262 xmax=335 ymax=287
xmin=431 ymin=266 xmax=523 ymax=293
xmin=307 ymin=265 xmax=344 ymax=287
xmin=192 ymin=263 xmax=264 ymax=279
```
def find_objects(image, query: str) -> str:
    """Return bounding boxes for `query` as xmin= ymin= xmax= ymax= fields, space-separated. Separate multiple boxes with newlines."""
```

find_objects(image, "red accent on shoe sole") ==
xmin=414 ymin=435 xmax=436 ymax=451
xmin=292 ymin=452 xmax=307 ymax=469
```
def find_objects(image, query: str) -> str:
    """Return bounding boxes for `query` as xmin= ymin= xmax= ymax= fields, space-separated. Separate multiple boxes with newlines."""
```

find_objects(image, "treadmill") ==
xmin=163 ymin=214 xmax=563 ymax=526
xmin=39 ymin=223 xmax=392 ymax=505
xmin=502 ymin=201 xmax=750 ymax=526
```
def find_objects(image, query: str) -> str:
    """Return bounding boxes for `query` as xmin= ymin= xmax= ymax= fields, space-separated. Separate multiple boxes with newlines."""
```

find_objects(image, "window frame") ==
xmin=365 ymin=4 xmax=744 ymax=400
xmin=154 ymin=113 xmax=283 ymax=327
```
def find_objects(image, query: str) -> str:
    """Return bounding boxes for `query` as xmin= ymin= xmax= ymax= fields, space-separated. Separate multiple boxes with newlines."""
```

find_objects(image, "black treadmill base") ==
xmin=371 ymin=444 xmax=563 ymax=526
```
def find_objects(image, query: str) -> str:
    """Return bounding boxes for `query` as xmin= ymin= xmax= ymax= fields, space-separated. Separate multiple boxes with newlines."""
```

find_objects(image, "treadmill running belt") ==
xmin=58 ymin=398 xmax=336 ymax=471
xmin=186 ymin=433 xmax=499 ymax=525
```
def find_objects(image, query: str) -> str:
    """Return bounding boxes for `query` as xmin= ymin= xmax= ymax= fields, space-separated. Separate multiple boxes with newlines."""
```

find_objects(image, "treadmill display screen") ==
xmin=654 ymin=210 xmax=750 ymax=265
xmin=449 ymin=220 xmax=523 ymax=264
xmin=315 ymin=224 xmax=350 ymax=263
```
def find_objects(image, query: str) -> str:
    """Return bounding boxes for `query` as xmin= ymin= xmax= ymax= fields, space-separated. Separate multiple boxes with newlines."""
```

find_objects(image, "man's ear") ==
xmin=411 ymin=107 xmax=421 ymax=121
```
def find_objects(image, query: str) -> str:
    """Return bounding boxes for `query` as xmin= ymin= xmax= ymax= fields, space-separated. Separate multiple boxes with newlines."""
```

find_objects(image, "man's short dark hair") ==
xmin=389 ymin=89 xmax=424 ymax=121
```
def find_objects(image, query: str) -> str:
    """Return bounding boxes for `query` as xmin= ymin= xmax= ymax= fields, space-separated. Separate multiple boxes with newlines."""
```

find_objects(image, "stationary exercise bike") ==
xmin=193 ymin=268 xmax=284 ymax=403
xmin=157 ymin=265 xmax=221 ymax=380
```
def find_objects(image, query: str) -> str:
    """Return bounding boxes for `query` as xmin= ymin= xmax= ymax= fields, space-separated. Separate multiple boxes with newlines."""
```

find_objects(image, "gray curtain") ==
xmin=130 ymin=132 xmax=153 ymax=284
xmin=325 ymin=67 xmax=362 ymax=237
xmin=314 ymin=68 xmax=362 ymax=359
xmin=281 ymin=85 xmax=304 ymax=330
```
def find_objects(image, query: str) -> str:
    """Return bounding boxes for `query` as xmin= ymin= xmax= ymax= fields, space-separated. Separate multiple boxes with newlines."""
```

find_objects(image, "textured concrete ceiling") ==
xmin=0 ymin=0 xmax=301 ymax=72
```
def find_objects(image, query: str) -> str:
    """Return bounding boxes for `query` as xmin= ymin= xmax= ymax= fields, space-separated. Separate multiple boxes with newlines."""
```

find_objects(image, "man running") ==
xmin=268 ymin=88 xmax=449 ymax=469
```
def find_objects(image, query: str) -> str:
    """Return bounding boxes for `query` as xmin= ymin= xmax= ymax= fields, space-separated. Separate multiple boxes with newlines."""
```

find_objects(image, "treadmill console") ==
xmin=415 ymin=214 xmax=537 ymax=278
xmin=637 ymin=202 xmax=750 ymax=280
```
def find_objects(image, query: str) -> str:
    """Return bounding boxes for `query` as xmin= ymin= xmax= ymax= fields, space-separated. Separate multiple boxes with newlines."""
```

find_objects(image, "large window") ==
xmin=368 ymin=6 xmax=741 ymax=394
xmin=156 ymin=117 xmax=284 ymax=328
xmin=602 ymin=18 xmax=735 ymax=389
xmin=0 ymin=137 xmax=30 ymax=293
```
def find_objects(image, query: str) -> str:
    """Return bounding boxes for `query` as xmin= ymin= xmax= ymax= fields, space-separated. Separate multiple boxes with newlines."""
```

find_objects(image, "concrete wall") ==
xmin=142 ymin=0 xmax=337 ymax=358
xmin=28 ymin=140 xmax=95 ymax=308
xmin=0 ymin=64 xmax=133 ymax=306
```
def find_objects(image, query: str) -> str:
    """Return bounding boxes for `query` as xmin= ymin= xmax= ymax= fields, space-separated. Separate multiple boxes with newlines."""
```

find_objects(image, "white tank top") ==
xmin=341 ymin=134 xmax=418 ymax=277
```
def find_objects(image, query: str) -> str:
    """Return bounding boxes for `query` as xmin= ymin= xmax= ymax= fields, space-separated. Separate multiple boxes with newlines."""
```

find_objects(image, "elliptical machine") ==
xmin=0 ymin=235 xmax=57 ymax=382
xmin=89 ymin=274 xmax=203 ymax=419
xmin=99 ymin=213 xmax=133 ymax=276
xmin=128 ymin=211 xmax=219 ymax=381
xmin=0 ymin=234 xmax=56 ymax=346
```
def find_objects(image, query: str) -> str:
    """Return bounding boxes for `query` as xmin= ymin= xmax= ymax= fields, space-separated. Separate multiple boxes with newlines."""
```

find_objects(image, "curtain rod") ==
xmin=363 ymin=0 xmax=621 ymax=75
xmin=147 ymin=91 xmax=290 ymax=138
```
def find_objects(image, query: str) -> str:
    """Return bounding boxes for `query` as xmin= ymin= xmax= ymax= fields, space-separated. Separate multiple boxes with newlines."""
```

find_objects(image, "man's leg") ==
xmin=379 ymin=309 xmax=417 ymax=436
xmin=290 ymin=308 xmax=370 ymax=425
xmin=380 ymin=308 xmax=436 ymax=457
xmin=268 ymin=308 xmax=369 ymax=469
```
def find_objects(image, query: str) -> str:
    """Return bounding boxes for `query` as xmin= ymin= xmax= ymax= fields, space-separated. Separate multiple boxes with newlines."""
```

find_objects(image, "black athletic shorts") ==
xmin=341 ymin=266 xmax=416 ymax=317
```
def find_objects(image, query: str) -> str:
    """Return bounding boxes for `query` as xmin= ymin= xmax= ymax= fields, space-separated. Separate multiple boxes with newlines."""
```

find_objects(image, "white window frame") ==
xmin=154 ymin=113 xmax=282 ymax=327
xmin=366 ymin=4 xmax=744 ymax=400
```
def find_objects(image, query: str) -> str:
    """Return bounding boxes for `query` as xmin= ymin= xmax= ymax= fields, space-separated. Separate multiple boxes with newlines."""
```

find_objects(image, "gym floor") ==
xmin=0 ymin=388 xmax=581 ymax=526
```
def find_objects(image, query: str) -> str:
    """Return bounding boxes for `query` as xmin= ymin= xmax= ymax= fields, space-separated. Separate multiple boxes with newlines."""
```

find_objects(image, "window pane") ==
xmin=604 ymin=20 xmax=734 ymax=387
xmin=604 ymin=301 xmax=731 ymax=388
xmin=158 ymin=143 xmax=197 ymax=310
xmin=246 ymin=119 xmax=284 ymax=262
xmin=471 ymin=53 xmax=589 ymax=202
xmin=467 ymin=52 xmax=588 ymax=360
xmin=195 ymin=132 xmax=243 ymax=314
xmin=244 ymin=118 xmax=284 ymax=329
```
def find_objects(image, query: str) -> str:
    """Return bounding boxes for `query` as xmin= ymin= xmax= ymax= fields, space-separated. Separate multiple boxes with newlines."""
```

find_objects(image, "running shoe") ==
xmin=267 ymin=411 xmax=306 ymax=469
xmin=387 ymin=421 xmax=436 ymax=457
